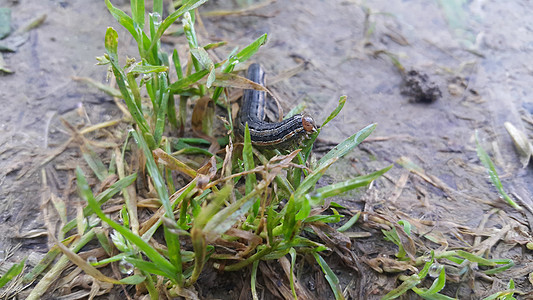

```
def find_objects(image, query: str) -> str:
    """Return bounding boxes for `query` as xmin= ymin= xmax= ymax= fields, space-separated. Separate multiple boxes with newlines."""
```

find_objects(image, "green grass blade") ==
xmin=282 ymin=196 xmax=298 ymax=240
xmin=243 ymin=123 xmax=257 ymax=195
xmin=202 ymin=186 xmax=258 ymax=237
xmin=153 ymin=0 xmax=162 ymax=15
xmin=312 ymin=252 xmax=345 ymax=300
xmin=482 ymin=259 xmax=514 ymax=275
xmin=131 ymin=0 xmax=145 ymax=29
xmin=153 ymin=74 xmax=169 ymax=145
xmin=251 ymin=260 xmax=260 ymax=300
xmin=337 ymin=212 xmax=360 ymax=232
xmin=190 ymin=47 xmax=215 ymax=87
xmin=81 ymin=146 xmax=109 ymax=181
xmin=76 ymin=167 xmax=178 ymax=281
xmin=0 ymin=258 xmax=26 ymax=288
xmin=316 ymin=123 xmax=376 ymax=169
xmin=382 ymin=274 xmax=421 ymax=300
xmin=62 ymin=173 xmax=137 ymax=234
xmin=129 ymin=65 xmax=168 ymax=74
xmin=105 ymin=0 xmax=136 ymax=42
xmin=235 ymin=33 xmax=267 ymax=63
xmin=412 ymin=288 xmax=457 ymax=300
xmin=300 ymin=95 xmax=347 ymax=165
xmin=416 ymin=267 xmax=446 ymax=296
xmin=105 ymin=28 xmax=155 ymax=148
xmin=172 ymin=49 xmax=183 ymax=79
xmin=168 ymin=68 xmax=210 ymax=93
xmin=455 ymin=250 xmax=497 ymax=266
xmin=130 ymin=129 xmax=183 ymax=279
xmin=151 ymin=0 xmax=208 ymax=51
xmin=293 ymin=158 xmax=336 ymax=200
xmin=310 ymin=165 xmax=392 ymax=204
xmin=321 ymin=95 xmax=346 ymax=128
xmin=22 ymin=245 xmax=63 ymax=283
xmin=125 ymin=257 xmax=175 ymax=278
xmin=289 ymin=248 xmax=298 ymax=300
xmin=475 ymin=131 xmax=521 ymax=210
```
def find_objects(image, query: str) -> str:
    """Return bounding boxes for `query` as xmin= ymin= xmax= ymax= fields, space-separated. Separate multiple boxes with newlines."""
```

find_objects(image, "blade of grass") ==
xmin=62 ymin=173 xmax=137 ymax=234
xmin=414 ymin=267 xmax=446 ymax=296
xmin=0 ymin=258 xmax=26 ymax=289
xmin=293 ymin=158 xmax=337 ymax=200
xmin=251 ymin=260 xmax=260 ymax=300
xmin=76 ymin=167 xmax=179 ymax=281
xmin=243 ymin=123 xmax=258 ymax=214
xmin=312 ymin=252 xmax=345 ymax=300
xmin=381 ymin=274 xmax=421 ymax=300
xmin=337 ymin=212 xmax=360 ymax=232
xmin=131 ymin=0 xmax=145 ymax=29
xmin=81 ymin=145 xmax=109 ymax=181
xmin=475 ymin=131 xmax=521 ymax=210
xmin=130 ymin=129 xmax=184 ymax=283
xmin=153 ymin=73 xmax=169 ymax=146
xmin=321 ymin=95 xmax=346 ymax=128
xmin=289 ymin=248 xmax=298 ymax=300
xmin=105 ymin=27 xmax=155 ymax=148
xmin=150 ymin=0 xmax=209 ymax=53
xmin=316 ymin=123 xmax=376 ymax=169
xmin=26 ymin=230 xmax=96 ymax=300
xmin=55 ymin=237 xmax=145 ymax=284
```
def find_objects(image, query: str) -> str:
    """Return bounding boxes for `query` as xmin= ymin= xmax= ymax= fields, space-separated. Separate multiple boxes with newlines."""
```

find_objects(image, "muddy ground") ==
xmin=1 ymin=0 xmax=533 ymax=299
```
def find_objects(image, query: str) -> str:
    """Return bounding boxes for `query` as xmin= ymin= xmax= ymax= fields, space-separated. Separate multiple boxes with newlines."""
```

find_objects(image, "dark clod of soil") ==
xmin=401 ymin=69 xmax=442 ymax=103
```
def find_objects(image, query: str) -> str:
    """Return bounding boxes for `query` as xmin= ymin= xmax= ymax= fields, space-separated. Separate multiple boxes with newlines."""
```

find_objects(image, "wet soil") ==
xmin=1 ymin=0 xmax=533 ymax=299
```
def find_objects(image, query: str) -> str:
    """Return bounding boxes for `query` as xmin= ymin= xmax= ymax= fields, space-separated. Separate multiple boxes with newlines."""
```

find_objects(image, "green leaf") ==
xmin=151 ymin=0 xmax=208 ymax=50
xmin=172 ymin=49 xmax=184 ymax=79
xmin=289 ymin=248 xmax=297 ymax=300
xmin=153 ymin=74 xmax=169 ymax=145
xmin=131 ymin=0 xmax=145 ymax=29
xmin=475 ymin=131 xmax=521 ymax=210
xmin=153 ymin=0 xmax=163 ymax=15
xmin=168 ymin=68 xmax=210 ymax=93
xmin=235 ymin=33 xmax=268 ymax=63
xmin=81 ymin=146 xmax=109 ymax=181
xmin=125 ymin=257 xmax=175 ymax=277
xmin=129 ymin=65 xmax=168 ymax=74
xmin=76 ymin=167 xmax=178 ymax=281
xmin=105 ymin=0 xmax=137 ymax=42
xmin=251 ymin=260 xmax=260 ymax=300
xmin=62 ymin=173 xmax=137 ymax=234
xmin=104 ymin=27 xmax=119 ymax=61
xmin=321 ymin=95 xmax=346 ymax=128
xmin=0 ymin=258 xmax=26 ymax=289
xmin=455 ymin=250 xmax=496 ymax=266
xmin=382 ymin=274 xmax=421 ymax=300
xmin=309 ymin=165 xmax=392 ymax=205
xmin=293 ymin=158 xmax=337 ymax=200
xmin=416 ymin=267 xmax=446 ymax=296
xmin=119 ymin=274 xmax=146 ymax=284
xmin=202 ymin=186 xmax=259 ymax=238
xmin=295 ymin=197 xmax=311 ymax=221
xmin=316 ymin=123 xmax=376 ymax=169
xmin=313 ymin=252 xmax=345 ymax=300
xmin=243 ymin=123 xmax=257 ymax=195
xmin=337 ymin=212 xmax=360 ymax=232
xmin=398 ymin=220 xmax=412 ymax=236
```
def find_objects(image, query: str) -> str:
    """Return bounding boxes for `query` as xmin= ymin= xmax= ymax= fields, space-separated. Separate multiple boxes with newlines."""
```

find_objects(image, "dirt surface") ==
xmin=1 ymin=0 xmax=533 ymax=299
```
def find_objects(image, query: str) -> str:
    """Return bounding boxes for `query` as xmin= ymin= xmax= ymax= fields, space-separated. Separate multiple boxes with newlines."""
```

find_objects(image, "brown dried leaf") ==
xmin=153 ymin=148 xmax=197 ymax=179
xmin=364 ymin=257 xmax=417 ymax=274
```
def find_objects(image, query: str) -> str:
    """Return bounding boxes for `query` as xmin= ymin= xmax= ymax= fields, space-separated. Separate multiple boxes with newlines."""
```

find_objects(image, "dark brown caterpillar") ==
xmin=237 ymin=63 xmax=316 ymax=146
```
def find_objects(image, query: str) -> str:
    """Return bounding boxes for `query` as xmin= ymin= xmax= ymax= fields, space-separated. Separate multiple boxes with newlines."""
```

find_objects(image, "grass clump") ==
xmin=14 ymin=1 xmax=391 ymax=299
